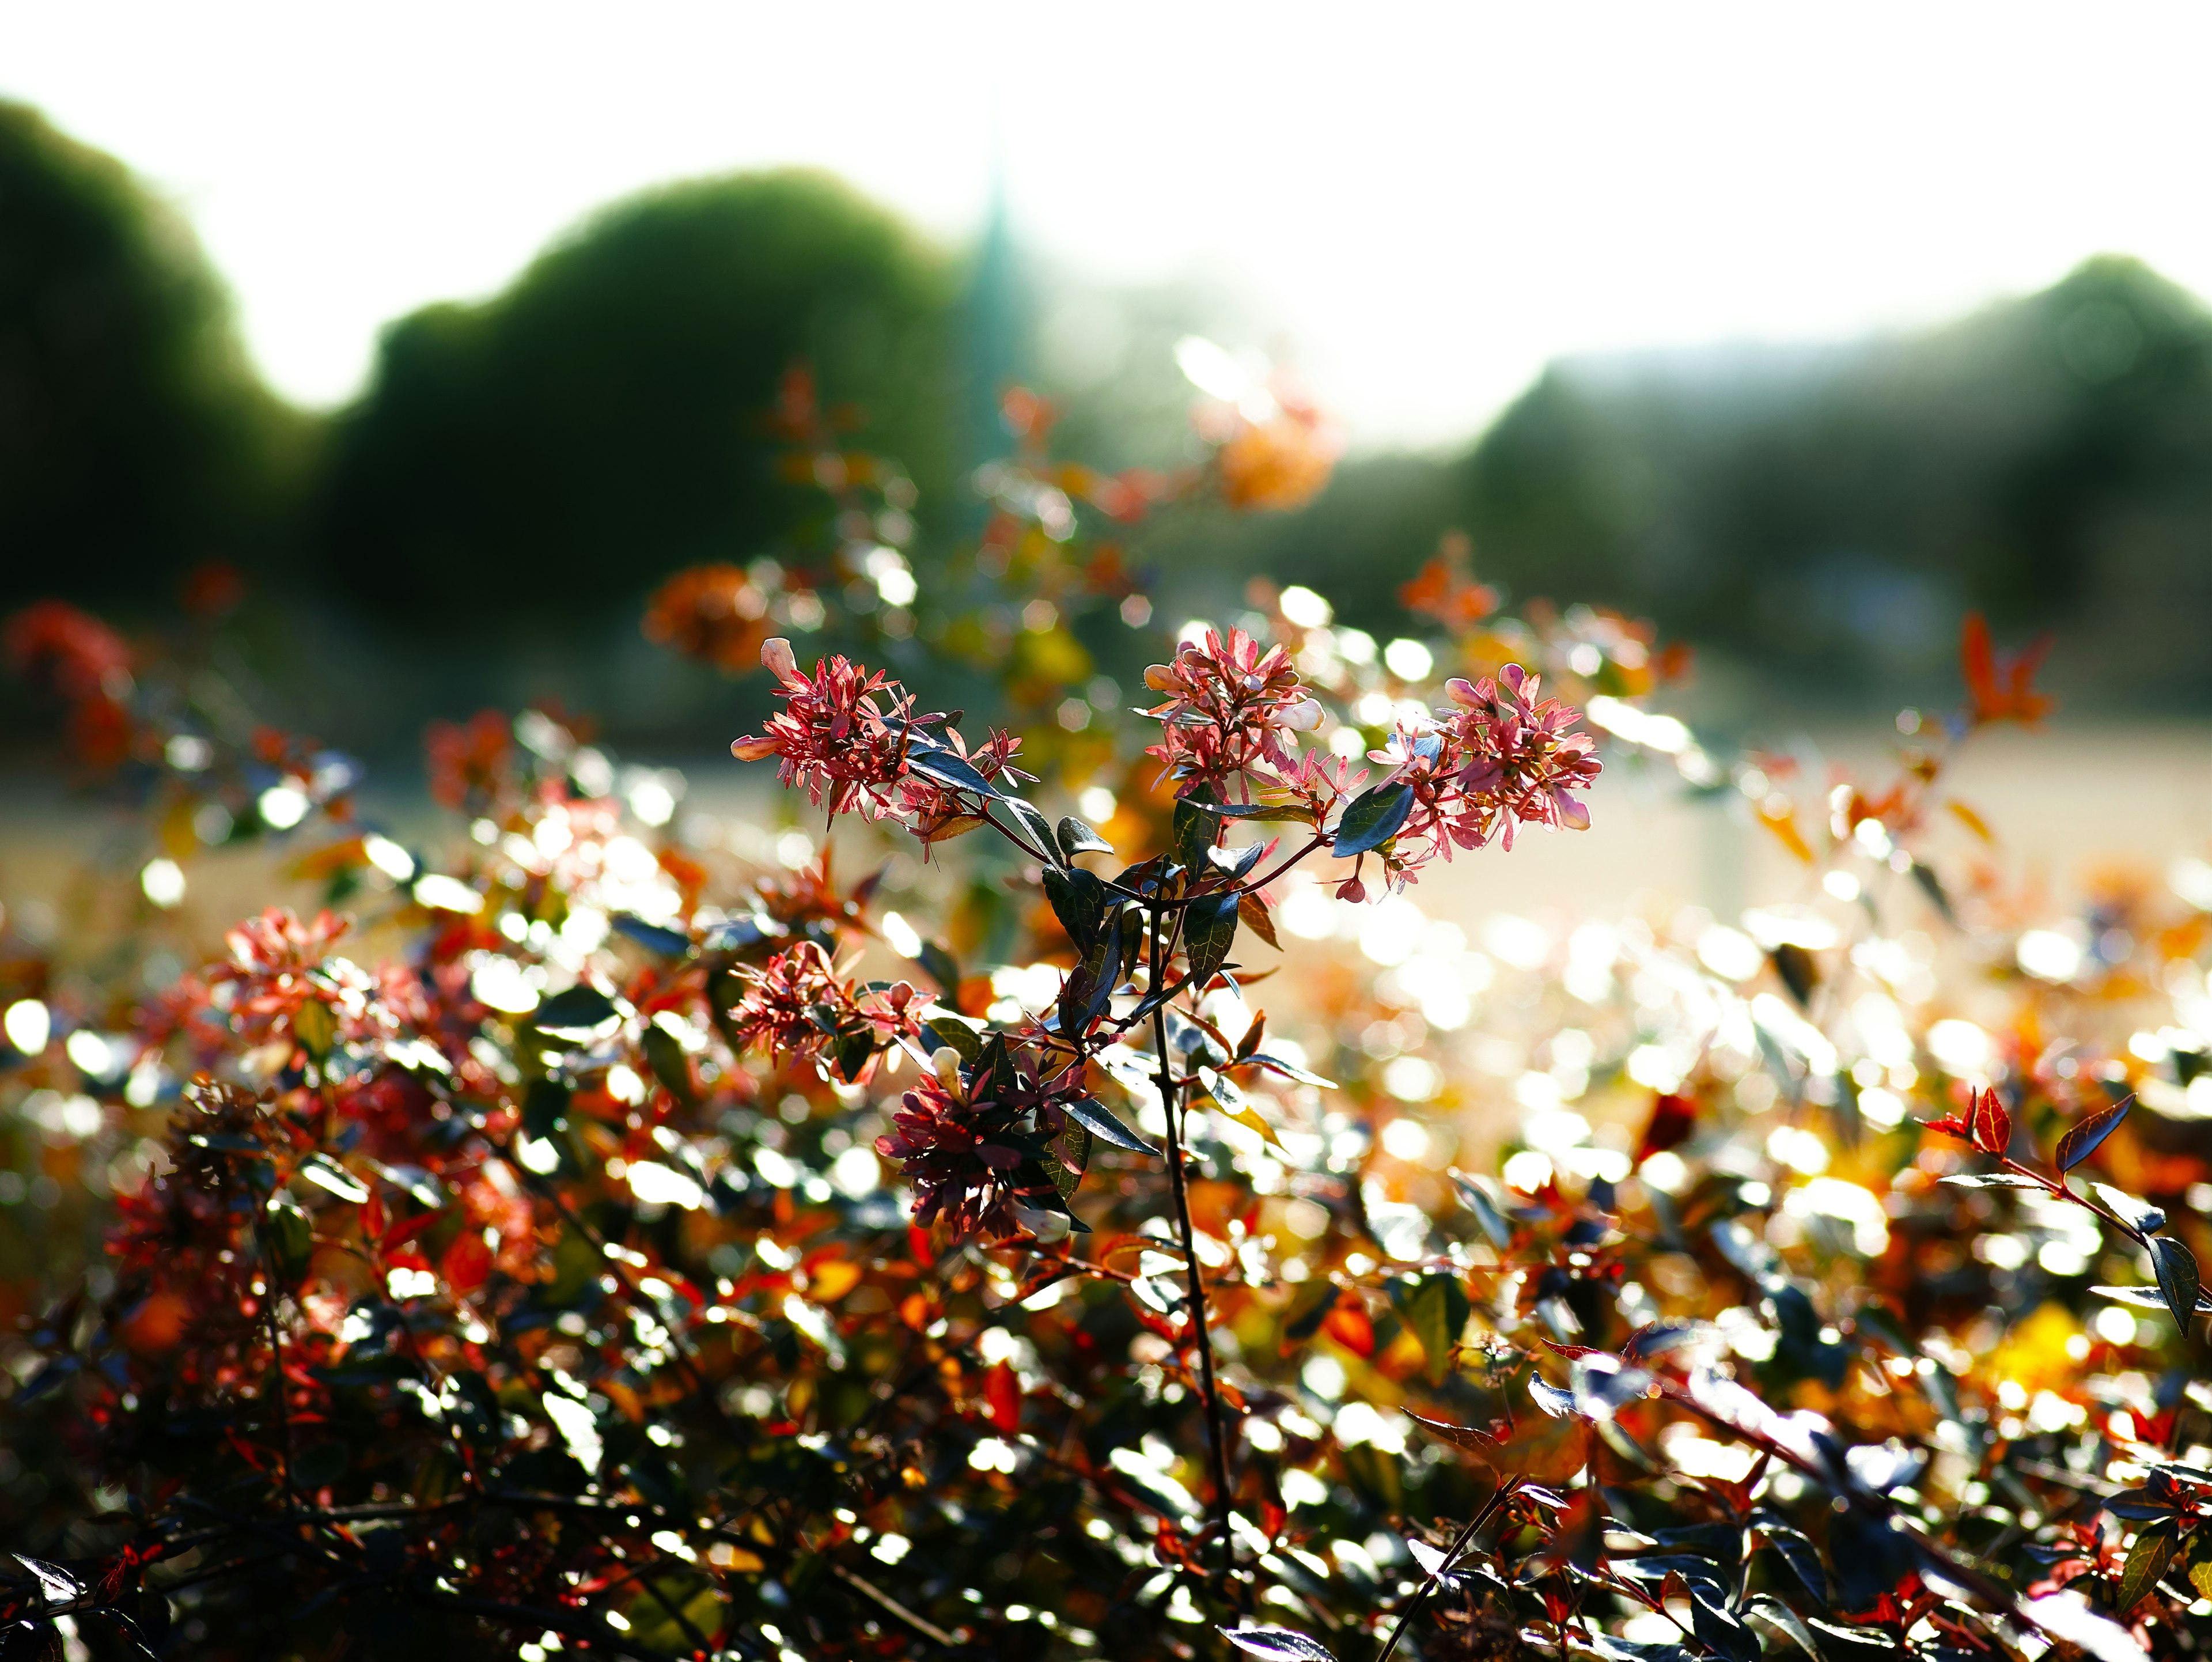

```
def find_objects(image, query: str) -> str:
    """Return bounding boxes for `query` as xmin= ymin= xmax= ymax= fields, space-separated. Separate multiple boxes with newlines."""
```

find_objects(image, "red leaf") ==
xmin=1637 ymin=1093 xmax=1697 ymax=1163
xmin=382 ymin=1209 xmax=447 ymax=1252
xmin=984 ymin=1361 xmax=1021 ymax=1435
xmin=441 ymin=1229 xmax=492 ymax=1294
xmin=1971 ymin=1087 xmax=2013 ymax=1156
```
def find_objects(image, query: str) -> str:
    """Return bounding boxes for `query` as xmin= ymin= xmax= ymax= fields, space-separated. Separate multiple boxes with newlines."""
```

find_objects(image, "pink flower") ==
xmin=730 ymin=638 xmax=927 ymax=820
xmin=1141 ymin=627 xmax=1319 ymax=798
xmin=1442 ymin=664 xmax=1602 ymax=845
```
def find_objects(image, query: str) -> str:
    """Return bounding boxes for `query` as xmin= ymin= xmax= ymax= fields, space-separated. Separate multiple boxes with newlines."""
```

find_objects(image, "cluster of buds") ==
xmin=730 ymin=639 xmax=937 ymax=821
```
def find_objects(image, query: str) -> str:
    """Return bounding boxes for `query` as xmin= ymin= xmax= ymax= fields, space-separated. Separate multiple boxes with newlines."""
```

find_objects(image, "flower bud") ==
xmin=1280 ymin=696 xmax=1323 ymax=732
xmin=931 ymin=1046 xmax=964 ymax=1089
xmin=1143 ymin=664 xmax=1178 ymax=692
xmin=731 ymin=734 xmax=779 ymax=760
xmin=760 ymin=637 xmax=800 ymax=686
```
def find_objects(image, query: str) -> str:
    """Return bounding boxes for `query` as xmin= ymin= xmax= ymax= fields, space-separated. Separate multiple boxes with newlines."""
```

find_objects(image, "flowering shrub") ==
xmin=2 ymin=347 xmax=2210 ymax=1662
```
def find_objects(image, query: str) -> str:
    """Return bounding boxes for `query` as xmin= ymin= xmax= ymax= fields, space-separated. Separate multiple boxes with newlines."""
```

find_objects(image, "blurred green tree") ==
xmin=1213 ymin=257 xmax=2212 ymax=709
xmin=0 ymin=101 xmax=308 ymax=609
xmin=314 ymin=170 xmax=959 ymax=629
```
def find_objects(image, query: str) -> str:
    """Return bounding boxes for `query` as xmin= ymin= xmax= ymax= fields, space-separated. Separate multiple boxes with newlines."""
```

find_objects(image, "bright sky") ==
xmin=6 ymin=2 xmax=2211 ymax=445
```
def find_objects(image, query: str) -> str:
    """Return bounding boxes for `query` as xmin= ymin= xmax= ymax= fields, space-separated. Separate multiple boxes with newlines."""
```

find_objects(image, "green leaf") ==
xmin=2056 ymin=1096 xmax=2131 ymax=1174
xmin=1173 ymin=794 xmax=1221 ymax=869
xmin=532 ymin=984 xmax=620 ymax=1031
xmin=1389 ymin=1273 xmax=1470 ymax=1385
xmin=1063 ymin=1095 xmax=1153 ymax=1153
xmin=522 ymin=1077 xmax=570 ymax=1138
xmin=263 ymin=1192 xmax=313 ymax=1281
xmin=640 ymin=1024 xmax=698 ymax=1107
xmin=1240 ymin=1051 xmax=1337 ymax=1088
xmin=919 ymin=1014 xmax=980 ymax=1061
xmin=2119 ymin=1521 xmax=2177 ymax=1611
xmin=1042 ymin=866 xmax=1108 ymax=952
xmin=612 ymin=914 xmax=692 ymax=956
xmin=2153 ymin=1235 xmax=2201 ymax=1330
xmin=1056 ymin=816 xmax=1113 ymax=858
xmin=1181 ymin=891 xmax=1240 ymax=987
xmin=1450 ymin=1170 xmax=1512 ymax=1248
xmin=1330 ymin=781 xmax=1414 ymax=855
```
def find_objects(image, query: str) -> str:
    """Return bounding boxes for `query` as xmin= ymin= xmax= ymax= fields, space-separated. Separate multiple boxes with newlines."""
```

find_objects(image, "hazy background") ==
xmin=5 ymin=2 xmax=2212 ymax=765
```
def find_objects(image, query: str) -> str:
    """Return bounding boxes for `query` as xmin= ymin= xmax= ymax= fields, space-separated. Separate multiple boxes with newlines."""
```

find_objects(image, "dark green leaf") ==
xmin=641 ymin=1024 xmax=698 ymax=1107
xmin=919 ymin=1015 xmax=980 ymax=1061
xmin=1243 ymin=1051 xmax=1336 ymax=1088
xmin=1056 ymin=816 xmax=1113 ymax=858
xmin=1182 ymin=891 xmax=1240 ymax=987
xmin=904 ymin=737 xmax=1003 ymax=798
xmin=2119 ymin=1520 xmax=2177 ymax=1611
xmin=1282 ymin=1280 xmax=1339 ymax=1343
xmin=2153 ymin=1236 xmax=2201 ymax=1330
xmin=1003 ymin=797 xmax=1061 ymax=863
xmin=1063 ymin=1095 xmax=1154 ymax=1154
xmin=1330 ymin=782 xmax=1414 ymax=855
xmin=522 ymin=1078 xmax=570 ymax=1138
xmin=1042 ymin=866 xmax=1108 ymax=952
xmin=1909 ymin=860 xmax=1955 ymax=923
xmin=1771 ymin=943 xmax=1819 ymax=1008
xmin=1450 ymin=1171 xmax=1512 ymax=1248
xmin=532 ymin=984 xmax=620 ymax=1031
xmin=1173 ymin=795 xmax=1221 ymax=869
xmin=612 ymin=914 xmax=691 ymax=956
xmin=1744 ymin=1597 xmax=1822 ymax=1661
xmin=2056 ymin=1096 xmax=2131 ymax=1173
xmin=914 ymin=938 xmax=962 ymax=995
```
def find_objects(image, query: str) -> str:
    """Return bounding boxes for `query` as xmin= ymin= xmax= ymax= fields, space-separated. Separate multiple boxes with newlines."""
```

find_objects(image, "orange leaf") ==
xmin=1322 ymin=1303 xmax=1375 ymax=1358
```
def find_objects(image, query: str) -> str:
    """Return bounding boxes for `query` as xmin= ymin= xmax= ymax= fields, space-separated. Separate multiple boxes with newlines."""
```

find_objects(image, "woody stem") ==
xmin=1149 ymin=901 xmax=1237 ymax=1584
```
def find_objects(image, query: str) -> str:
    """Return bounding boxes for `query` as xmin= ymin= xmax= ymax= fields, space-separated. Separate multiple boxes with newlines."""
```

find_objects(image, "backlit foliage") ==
xmin=2 ymin=348 xmax=2210 ymax=1662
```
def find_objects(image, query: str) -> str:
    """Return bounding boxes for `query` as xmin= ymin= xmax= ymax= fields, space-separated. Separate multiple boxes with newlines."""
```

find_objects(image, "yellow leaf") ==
xmin=1948 ymin=800 xmax=1995 ymax=843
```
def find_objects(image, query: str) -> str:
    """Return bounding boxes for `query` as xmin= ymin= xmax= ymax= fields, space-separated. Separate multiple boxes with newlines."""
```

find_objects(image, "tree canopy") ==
xmin=313 ymin=170 xmax=960 ymax=630
xmin=0 ymin=101 xmax=306 ymax=610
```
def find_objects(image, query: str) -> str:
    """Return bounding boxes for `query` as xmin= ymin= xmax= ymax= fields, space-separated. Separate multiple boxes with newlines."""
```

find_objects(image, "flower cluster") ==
xmin=874 ymin=1049 xmax=1079 ymax=1239
xmin=730 ymin=638 xmax=934 ymax=820
xmin=1141 ymin=626 xmax=1323 ymax=797
xmin=640 ymin=562 xmax=775 ymax=671
xmin=724 ymin=940 xmax=920 ymax=1081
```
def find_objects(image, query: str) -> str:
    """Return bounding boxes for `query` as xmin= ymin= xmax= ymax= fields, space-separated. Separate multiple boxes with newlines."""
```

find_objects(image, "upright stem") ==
xmin=253 ymin=1206 xmax=300 ymax=1520
xmin=1147 ymin=903 xmax=1236 ymax=1579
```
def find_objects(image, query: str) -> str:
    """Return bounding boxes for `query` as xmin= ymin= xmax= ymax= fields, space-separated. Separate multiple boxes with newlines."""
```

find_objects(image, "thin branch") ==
xmin=1148 ymin=902 xmax=1237 ymax=1584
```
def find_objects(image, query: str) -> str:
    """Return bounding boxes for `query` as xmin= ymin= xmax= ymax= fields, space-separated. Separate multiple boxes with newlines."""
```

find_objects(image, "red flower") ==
xmin=725 ymin=940 xmax=919 ymax=1081
xmin=875 ymin=1051 xmax=1080 ymax=1239
xmin=731 ymin=638 xmax=931 ymax=821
